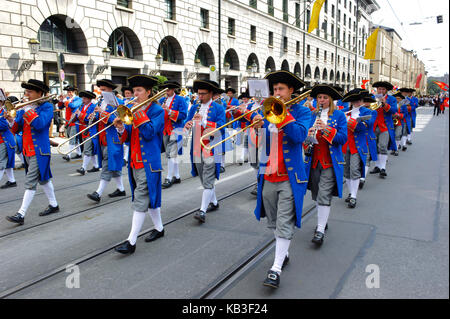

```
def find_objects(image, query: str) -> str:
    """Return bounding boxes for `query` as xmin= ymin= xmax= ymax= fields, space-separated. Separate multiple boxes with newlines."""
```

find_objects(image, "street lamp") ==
xmin=19 ymin=38 xmax=40 ymax=73
xmin=266 ymin=67 xmax=272 ymax=74
xmin=194 ymin=58 xmax=201 ymax=78
xmin=93 ymin=47 xmax=111 ymax=77
xmin=251 ymin=62 xmax=257 ymax=77
xmin=155 ymin=53 xmax=163 ymax=69
xmin=223 ymin=62 xmax=230 ymax=73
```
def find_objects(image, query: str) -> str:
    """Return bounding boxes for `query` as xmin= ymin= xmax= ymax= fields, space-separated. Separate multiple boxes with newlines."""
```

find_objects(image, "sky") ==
xmin=370 ymin=0 xmax=449 ymax=78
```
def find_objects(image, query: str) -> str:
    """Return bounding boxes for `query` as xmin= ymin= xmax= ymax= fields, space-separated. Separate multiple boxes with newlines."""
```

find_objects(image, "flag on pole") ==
xmin=308 ymin=0 xmax=326 ymax=33
xmin=415 ymin=74 xmax=423 ymax=89
xmin=364 ymin=28 xmax=379 ymax=60
xmin=433 ymin=81 xmax=449 ymax=90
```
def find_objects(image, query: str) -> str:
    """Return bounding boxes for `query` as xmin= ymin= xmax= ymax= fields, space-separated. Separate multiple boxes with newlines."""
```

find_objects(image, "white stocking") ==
xmin=18 ymin=189 xmax=36 ymax=217
xmin=127 ymin=211 xmax=146 ymax=245
xmin=173 ymin=158 xmax=180 ymax=179
xmin=200 ymin=189 xmax=213 ymax=212
xmin=96 ymin=179 xmax=108 ymax=196
xmin=271 ymin=236 xmax=291 ymax=274
xmin=113 ymin=176 xmax=125 ymax=192
xmin=41 ymin=181 xmax=58 ymax=207
xmin=5 ymin=168 xmax=15 ymax=182
xmin=167 ymin=158 xmax=174 ymax=180
xmin=317 ymin=205 xmax=331 ymax=233
xmin=148 ymin=207 xmax=164 ymax=232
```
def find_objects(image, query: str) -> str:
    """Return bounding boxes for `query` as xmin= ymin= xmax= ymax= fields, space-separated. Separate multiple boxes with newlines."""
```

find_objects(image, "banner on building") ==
xmin=308 ymin=0 xmax=326 ymax=33
xmin=364 ymin=28 xmax=379 ymax=60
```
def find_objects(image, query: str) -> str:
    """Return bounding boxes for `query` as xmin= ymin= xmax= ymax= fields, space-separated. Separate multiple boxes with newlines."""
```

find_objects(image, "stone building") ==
xmin=0 ymin=0 xmax=379 ymax=96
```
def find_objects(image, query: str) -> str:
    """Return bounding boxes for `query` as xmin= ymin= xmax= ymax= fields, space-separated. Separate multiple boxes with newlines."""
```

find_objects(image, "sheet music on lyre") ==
xmin=248 ymin=79 xmax=269 ymax=110
xmin=101 ymin=91 xmax=119 ymax=110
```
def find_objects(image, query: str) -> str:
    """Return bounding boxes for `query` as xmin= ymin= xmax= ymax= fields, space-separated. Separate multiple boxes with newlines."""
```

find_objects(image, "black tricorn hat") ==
xmin=127 ymin=74 xmax=158 ymax=89
xmin=160 ymin=80 xmax=181 ymax=89
xmin=64 ymin=85 xmax=77 ymax=92
xmin=6 ymin=96 xmax=19 ymax=104
xmin=96 ymin=79 xmax=117 ymax=89
xmin=361 ymin=90 xmax=376 ymax=103
xmin=193 ymin=80 xmax=222 ymax=94
xmin=238 ymin=91 xmax=250 ymax=99
xmin=78 ymin=90 xmax=96 ymax=100
xmin=372 ymin=81 xmax=394 ymax=91
xmin=21 ymin=79 xmax=49 ymax=93
xmin=342 ymin=88 xmax=366 ymax=102
xmin=393 ymin=92 xmax=405 ymax=99
xmin=121 ymin=86 xmax=133 ymax=94
xmin=264 ymin=70 xmax=306 ymax=92
xmin=333 ymin=86 xmax=345 ymax=93
xmin=225 ymin=87 xmax=236 ymax=94
xmin=310 ymin=84 xmax=342 ymax=101
xmin=399 ymin=87 xmax=410 ymax=93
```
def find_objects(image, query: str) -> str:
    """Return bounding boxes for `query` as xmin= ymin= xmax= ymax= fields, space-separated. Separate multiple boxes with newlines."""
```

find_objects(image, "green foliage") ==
xmin=153 ymin=75 xmax=168 ymax=92
xmin=427 ymin=79 xmax=441 ymax=95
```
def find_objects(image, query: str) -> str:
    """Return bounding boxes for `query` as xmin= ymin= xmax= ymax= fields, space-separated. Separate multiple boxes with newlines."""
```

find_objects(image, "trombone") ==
xmin=2 ymin=94 xmax=57 ymax=118
xmin=200 ymin=90 xmax=311 ymax=152
xmin=57 ymin=88 xmax=168 ymax=156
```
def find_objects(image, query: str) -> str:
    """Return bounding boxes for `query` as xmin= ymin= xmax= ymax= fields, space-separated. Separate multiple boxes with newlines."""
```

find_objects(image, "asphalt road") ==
xmin=0 ymin=107 xmax=447 ymax=299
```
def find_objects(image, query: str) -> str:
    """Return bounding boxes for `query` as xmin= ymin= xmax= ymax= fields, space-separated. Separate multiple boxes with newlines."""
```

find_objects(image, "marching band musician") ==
xmin=0 ymin=91 xmax=17 ymax=188
xmin=58 ymin=86 xmax=82 ymax=161
xmin=236 ymin=91 xmax=254 ymax=165
xmin=114 ymin=75 xmax=165 ymax=254
xmin=304 ymin=85 xmax=347 ymax=246
xmin=392 ymin=92 xmax=409 ymax=153
xmin=74 ymin=90 xmax=100 ymax=175
xmin=213 ymin=89 xmax=228 ymax=174
xmin=5 ymin=80 xmax=60 ymax=225
xmin=369 ymin=81 xmax=398 ymax=179
xmin=400 ymin=88 xmax=417 ymax=145
xmin=248 ymin=70 xmax=311 ymax=289
xmin=359 ymin=92 xmax=378 ymax=189
xmin=184 ymin=80 xmax=226 ymax=224
xmin=122 ymin=86 xmax=134 ymax=166
xmin=340 ymin=89 xmax=372 ymax=208
xmin=86 ymin=79 xmax=126 ymax=203
xmin=159 ymin=80 xmax=188 ymax=189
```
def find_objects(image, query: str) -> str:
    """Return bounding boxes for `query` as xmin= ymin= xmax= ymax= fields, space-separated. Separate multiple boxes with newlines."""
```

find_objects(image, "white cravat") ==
xmin=320 ymin=108 xmax=329 ymax=124
xmin=165 ymin=94 xmax=175 ymax=108
xmin=199 ymin=99 xmax=212 ymax=128
xmin=350 ymin=106 xmax=360 ymax=119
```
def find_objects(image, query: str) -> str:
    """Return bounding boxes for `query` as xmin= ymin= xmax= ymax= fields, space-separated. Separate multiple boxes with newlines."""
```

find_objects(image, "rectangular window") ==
xmin=344 ymin=0 xmax=347 ymax=8
xmin=322 ymin=20 xmax=328 ymax=40
xmin=316 ymin=48 xmax=320 ymax=60
xmin=268 ymin=31 xmax=273 ymax=46
xmin=307 ymin=45 xmax=311 ymax=57
xmin=268 ymin=0 xmax=274 ymax=16
xmin=370 ymin=63 xmax=374 ymax=74
xmin=165 ymin=0 xmax=175 ymax=20
xmin=249 ymin=0 xmax=257 ymax=9
xmin=324 ymin=0 xmax=328 ymax=13
xmin=331 ymin=24 xmax=335 ymax=42
xmin=228 ymin=18 xmax=235 ymax=36
xmin=295 ymin=3 xmax=300 ymax=28
xmin=296 ymin=41 xmax=300 ymax=54
xmin=332 ymin=4 xmax=335 ymax=18
xmin=283 ymin=36 xmax=288 ymax=51
xmin=344 ymin=14 xmax=346 ymax=26
xmin=283 ymin=0 xmax=289 ymax=22
xmin=343 ymin=57 xmax=345 ymax=67
xmin=338 ymin=55 xmax=340 ymax=65
xmin=117 ymin=0 xmax=130 ymax=8
xmin=307 ymin=9 xmax=311 ymax=26
xmin=337 ymin=9 xmax=341 ymax=22
xmin=331 ymin=52 xmax=334 ymax=63
xmin=337 ymin=27 xmax=340 ymax=44
xmin=324 ymin=50 xmax=327 ymax=62
xmin=200 ymin=9 xmax=209 ymax=29
xmin=251 ymin=25 xmax=256 ymax=42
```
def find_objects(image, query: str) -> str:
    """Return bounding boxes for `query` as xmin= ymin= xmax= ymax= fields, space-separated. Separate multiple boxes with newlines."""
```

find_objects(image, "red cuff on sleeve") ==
xmin=347 ymin=118 xmax=357 ymax=132
xmin=206 ymin=121 xmax=217 ymax=129
xmin=169 ymin=110 xmax=179 ymax=122
xmin=244 ymin=110 xmax=253 ymax=122
xmin=276 ymin=112 xmax=295 ymax=129
xmin=322 ymin=126 xmax=337 ymax=144
xmin=24 ymin=109 xmax=38 ymax=125
xmin=133 ymin=110 xmax=150 ymax=128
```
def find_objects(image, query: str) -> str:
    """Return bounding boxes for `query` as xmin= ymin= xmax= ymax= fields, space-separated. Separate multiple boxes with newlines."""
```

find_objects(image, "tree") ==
xmin=427 ymin=79 xmax=441 ymax=95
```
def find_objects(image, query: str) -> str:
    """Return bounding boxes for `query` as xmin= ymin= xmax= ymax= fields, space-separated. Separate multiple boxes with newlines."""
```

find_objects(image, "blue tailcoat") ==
xmin=64 ymin=96 xmax=82 ymax=132
xmin=408 ymin=96 xmax=418 ymax=128
xmin=159 ymin=94 xmax=188 ymax=155
xmin=0 ymin=109 xmax=16 ymax=168
xmin=399 ymin=102 xmax=412 ymax=134
xmin=254 ymin=103 xmax=311 ymax=228
xmin=122 ymin=102 xmax=164 ymax=209
xmin=374 ymin=95 xmax=398 ymax=151
xmin=366 ymin=109 xmax=378 ymax=162
xmin=304 ymin=109 xmax=348 ymax=198
xmin=185 ymin=101 xmax=226 ymax=180
xmin=78 ymin=103 xmax=100 ymax=166
xmin=97 ymin=102 xmax=124 ymax=171
xmin=14 ymin=101 xmax=54 ymax=181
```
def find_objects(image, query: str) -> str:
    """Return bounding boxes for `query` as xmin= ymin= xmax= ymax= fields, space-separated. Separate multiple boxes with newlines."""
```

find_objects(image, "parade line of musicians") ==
xmin=0 ymin=71 xmax=421 ymax=289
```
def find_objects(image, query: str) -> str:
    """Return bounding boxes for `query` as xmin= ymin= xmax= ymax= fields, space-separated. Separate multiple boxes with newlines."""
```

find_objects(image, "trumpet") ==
xmin=2 ymin=94 xmax=57 ymax=118
xmin=200 ymin=90 xmax=311 ymax=152
xmin=57 ymin=89 xmax=168 ymax=156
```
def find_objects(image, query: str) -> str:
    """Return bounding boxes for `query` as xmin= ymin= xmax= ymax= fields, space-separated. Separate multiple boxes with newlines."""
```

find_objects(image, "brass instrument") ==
xmin=3 ymin=94 xmax=57 ymax=118
xmin=200 ymin=90 xmax=311 ymax=152
xmin=179 ymin=88 xmax=188 ymax=97
xmin=57 ymin=89 xmax=168 ymax=156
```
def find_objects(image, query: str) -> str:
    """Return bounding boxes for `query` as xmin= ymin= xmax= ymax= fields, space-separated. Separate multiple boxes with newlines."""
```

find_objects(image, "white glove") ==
xmin=268 ymin=123 xmax=278 ymax=133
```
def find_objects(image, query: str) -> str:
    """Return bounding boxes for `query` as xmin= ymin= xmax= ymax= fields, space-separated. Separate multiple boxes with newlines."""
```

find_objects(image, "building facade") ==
xmin=369 ymin=25 xmax=427 ymax=94
xmin=0 ymin=0 xmax=379 ymax=96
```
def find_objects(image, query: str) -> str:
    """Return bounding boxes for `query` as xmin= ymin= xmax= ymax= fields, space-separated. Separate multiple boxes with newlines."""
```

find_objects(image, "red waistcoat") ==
xmin=312 ymin=131 xmax=333 ymax=169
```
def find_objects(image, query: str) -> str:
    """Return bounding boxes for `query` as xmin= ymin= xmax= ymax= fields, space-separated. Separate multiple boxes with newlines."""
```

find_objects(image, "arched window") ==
xmin=38 ymin=15 xmax=86 ymax=54
xmin=108 ymin=27 xmax=143 ymax=59
xmin=314 ymin=67 xmax=320 ymax=80
xmin=336 ymin=71 xmax=340 ymax=82
xmin=195 ymin=43 xmax=215 ymax=67
xmin=281 ymin=60 xmax=289 ymax=71
xmin=246 ymin=53 xmax=260 ymax=72
xmin=342 ymin=72 xmax=346 ymax=83
xmin=305 ymin=65 xmax=312 ymax=78
xmin=322 ymin=69 xmax=328 ymax=81
xmin=330 ymin=70 xmax=335 ymax=82
xmin=158 ymin=36 xmax=183 ymax=64
xmin=265 ymin=57 xmax=276 ymax=73
xmin=294 ymin=63 xmax=301 ymax=78
xmin=224 ymin=49 xmax=239 ymax=70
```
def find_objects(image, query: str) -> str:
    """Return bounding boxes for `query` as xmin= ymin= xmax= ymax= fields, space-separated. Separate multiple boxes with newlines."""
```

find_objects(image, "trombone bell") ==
xmin=262 ymin=97 xmax=287 ymax=124
xmin=116 ymin=105 xmax=134 ymax=125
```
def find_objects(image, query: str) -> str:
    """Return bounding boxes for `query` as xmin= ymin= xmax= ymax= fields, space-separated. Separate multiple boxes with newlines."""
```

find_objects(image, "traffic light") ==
xmin=437 ymin=15 xmax=443 ymax=24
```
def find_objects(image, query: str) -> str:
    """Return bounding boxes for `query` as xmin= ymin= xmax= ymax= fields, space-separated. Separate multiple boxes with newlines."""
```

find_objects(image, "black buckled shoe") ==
xmin=394 ymin=151 xmax=399 ymax=156
xmin=282 ymin=255 xmax=289 ymax=270
xmin=0 ymin=181 xmax=17 ymax=189
xmin=314 ymin=224 xmax=328 ymax=233
xmin=390 ymin=150 xmax=395 ymax=155
xmin=161 ymin=178 xmax=173 ymax=189
xmin=39 ymin=205 xmax=60 ymax=216
xmin=115 ymin=241 xmax=136 ymax=254
xmin=345 ymin=193 xmax=352 ymax=203
xmin=194 ymin=210 xmax=206 ymax=223
xmin=5 ymin=213 xmax=24 ymax=225
xmin=406 ymin=140 xmax=412 ymax=145
xmin=370 ymin=167 xmax=381 ymax=174
xmin=250 ymin=184 xmax=258 ymax=196
xmin=379 ymin=169 xmax=387 ymax=178
xmin=108 ymin=189 xmax=126 ymax=198
xmin=402 ymin=146 xmax=407 ymax=151
xmin=348 ymin=198 xmax=357 ymax=208
xmin=359 ymin=179 xmax=365 ymax=189
xmin=312 ymin=231 xmax=325 ymax=245
xmin=144 ymin=229 xmax=165 ymax=242
xmin=220 ymin=166 xmax=225 ymax=173
xmin=263 ymin=270 xmax=280 ymax=289
xmin=206 ymin=202 xmax=219 ymax=213
xmin=172 ymin=177 xmax=181 ymax=184
xmin=62 ymin=155 xmax=70 ymax=162
xmin=87 ymin=167 xmax=100 ymax=173
xmin=87 ymin=191 xmax=101 ymax=202
xmin=76 ymin=167 xmax=85 ymax=175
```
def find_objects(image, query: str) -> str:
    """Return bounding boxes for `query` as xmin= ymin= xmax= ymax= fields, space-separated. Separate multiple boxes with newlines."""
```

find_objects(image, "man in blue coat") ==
xmin=159 ymin=80 xmax=188 ymax=189
xmin=184 ymin=80 xmax=226 ymax=224
xmin=86 ymin=79 xmax=125 ymax=203
xmin=113 ymin=75 xmax=165 ymax=254
xmin=6 ymin=80 xmax=60 ymax=225
xmin=0 ymin=93 xmax=17 ymax=188
xmin=247 ymin=71 xmax=311 ymax=289
xmin=59 ymin=86 xmax=82 ymax=161
xmin=370 ymin=81 xmax=397 ymax=178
